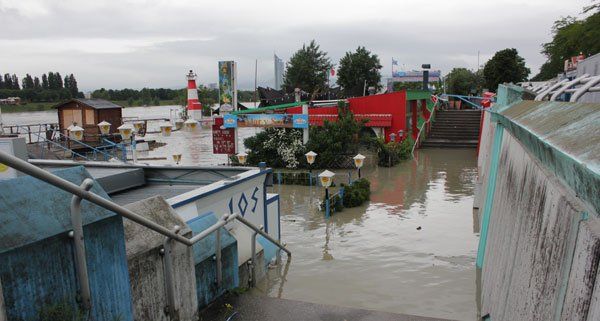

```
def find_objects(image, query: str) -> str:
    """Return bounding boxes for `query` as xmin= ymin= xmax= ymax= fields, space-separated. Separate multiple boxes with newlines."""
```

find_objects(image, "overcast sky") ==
xmin=0 ymin=0 xmax=592 ymax=91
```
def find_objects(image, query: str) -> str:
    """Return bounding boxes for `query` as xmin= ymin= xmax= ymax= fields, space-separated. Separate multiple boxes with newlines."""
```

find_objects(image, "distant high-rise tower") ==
xmin=274 ymin=54 xmax=284 ymax=90
xmin=186 ymin=70 xmax=202 ymax=120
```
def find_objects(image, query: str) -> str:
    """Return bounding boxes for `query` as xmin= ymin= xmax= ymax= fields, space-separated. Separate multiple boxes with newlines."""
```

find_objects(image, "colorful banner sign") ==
xmin=391 ymin=70 xmax=441 ymax=82
xmin=218 ymin=61 xmax=236 ymax=113
xmin=223 ymin=114 xmax=309 ymax=129
xmin=212 ymin=118 xmax=236 ymax=154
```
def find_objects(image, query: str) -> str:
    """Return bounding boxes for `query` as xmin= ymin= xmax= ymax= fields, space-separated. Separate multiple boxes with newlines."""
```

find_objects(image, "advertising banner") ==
xmin=223 ymin=114 xmax=309 ymax=129
xmin=391 ymin=70 xmax=441 ymax=82
xmin=212 ymin=118 xmax=236 ymax=154
xmin=218 ymin=61 xmax=236 ymax=113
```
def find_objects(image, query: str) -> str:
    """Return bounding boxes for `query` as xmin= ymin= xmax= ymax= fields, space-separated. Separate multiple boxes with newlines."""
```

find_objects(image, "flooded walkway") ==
xmin=258 ymin=149 xmax=479 ymax=321
xmin=5 ymin=108 xmax=479 ymax=320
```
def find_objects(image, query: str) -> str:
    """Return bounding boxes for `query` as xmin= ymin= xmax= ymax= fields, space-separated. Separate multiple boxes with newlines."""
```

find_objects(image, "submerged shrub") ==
xmin=377 ymin=138 xmax=413 ymax=167
xmin=320 ymin=178 xmax=371 ymax=212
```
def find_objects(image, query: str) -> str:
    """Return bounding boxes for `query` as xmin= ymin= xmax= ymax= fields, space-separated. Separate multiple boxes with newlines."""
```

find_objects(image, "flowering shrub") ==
xmin=243 ymin=128 xmax=305 ymax=168
xmin=263 ymin=128 xmax=304 ymax=168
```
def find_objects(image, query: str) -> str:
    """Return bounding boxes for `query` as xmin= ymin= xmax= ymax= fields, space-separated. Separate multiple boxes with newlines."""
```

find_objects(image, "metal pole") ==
xmin=70 ymin=178 xmax=94 ymax=310
xmin=325 ymin=187 xmax=330 ymax=218
xmin=235 ymin=215 xmax=291 ymax=257
xmin=162 ymin=225 xmax=180 ymax=320
xmin=250 ymin=227 xmax=261 ymax=287
xmin=215 ymin=228 xmax=222 ymax=288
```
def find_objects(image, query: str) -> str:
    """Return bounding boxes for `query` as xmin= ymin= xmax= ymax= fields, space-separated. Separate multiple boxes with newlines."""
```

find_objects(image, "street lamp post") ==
xmin=236 ymin=152 xmax=248 ymax=165
xmin=117 ymin=123 xmax=136 ymax=163
xmin=160 ymin=122 xmax=173 ymax=137
xmin=184 ymin=119 xmax=199 ymax=132
xmin=305 ymin=151 xmax=317 ymax=184
xmin=97 ymin=121 xmax=111 ymax=136
xmin=172 ymin=153 xmax=182 ymax=165
xmin=318 ymin=170 xmax=335 ymax=217
xmin=353 ymin=154 xmax=366 ymax=179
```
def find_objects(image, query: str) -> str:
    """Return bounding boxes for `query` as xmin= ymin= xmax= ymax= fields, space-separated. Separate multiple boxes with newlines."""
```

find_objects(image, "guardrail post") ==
xmin=162 ymin=226 xmax=180 ymax=321
xmin=250 ymin=225 xmax=263 ymax=287
xmin=70 ymin=178 xmax=94 ymax=311
xmin=215 ymin=228 xmax=222 ymax=289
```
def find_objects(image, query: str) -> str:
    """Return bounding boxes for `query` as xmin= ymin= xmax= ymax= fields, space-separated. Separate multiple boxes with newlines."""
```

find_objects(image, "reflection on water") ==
xmin=5 ymin=108 xmax=479 ymax=320
xmin=257 ymin=149 xmax=479 ymax=321
xmin=2 ymin=105 xmax=259 ymax=165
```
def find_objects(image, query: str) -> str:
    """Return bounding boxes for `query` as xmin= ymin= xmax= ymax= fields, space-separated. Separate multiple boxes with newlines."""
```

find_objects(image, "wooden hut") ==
xmin=55 ymin=99 xmax=123 ymax=139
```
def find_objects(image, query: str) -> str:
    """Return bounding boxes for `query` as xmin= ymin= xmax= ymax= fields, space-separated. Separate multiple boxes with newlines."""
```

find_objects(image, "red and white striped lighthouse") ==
xmin=186 ymin=70 xmax=202 ymax=120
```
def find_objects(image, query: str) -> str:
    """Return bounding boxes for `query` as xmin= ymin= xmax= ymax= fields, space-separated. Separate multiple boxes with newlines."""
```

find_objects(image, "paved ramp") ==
xmin=201 ymin=294 xmax=454 ymax=321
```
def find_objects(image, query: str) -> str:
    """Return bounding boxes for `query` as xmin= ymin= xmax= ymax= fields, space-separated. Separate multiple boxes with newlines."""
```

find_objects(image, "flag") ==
xmin=392 ymin=59 xmax=398 ymax=66
xmin=330 ymin=67 xmax=335 ymax=77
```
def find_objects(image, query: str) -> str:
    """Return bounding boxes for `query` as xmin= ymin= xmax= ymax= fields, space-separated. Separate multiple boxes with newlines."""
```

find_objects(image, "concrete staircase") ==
xmin=421 ymin=110 xmax=482 ymax=148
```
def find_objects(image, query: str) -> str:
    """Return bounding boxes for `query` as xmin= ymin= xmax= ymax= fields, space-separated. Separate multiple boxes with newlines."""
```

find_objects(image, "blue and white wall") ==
xmin=168 ymin=168 xmax=280 ymax=265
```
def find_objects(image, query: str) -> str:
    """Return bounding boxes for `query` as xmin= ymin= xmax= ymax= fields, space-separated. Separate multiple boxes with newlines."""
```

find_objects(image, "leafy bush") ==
xmin=341 ymin=178 xmax=371 ymax=207
xmin=321 ymin=178 xmax=371 ymax=212
xmin=243 ymin=101 xmax=368 ymax=169
xmin=376 ymin=137 xmax=413 ymax=167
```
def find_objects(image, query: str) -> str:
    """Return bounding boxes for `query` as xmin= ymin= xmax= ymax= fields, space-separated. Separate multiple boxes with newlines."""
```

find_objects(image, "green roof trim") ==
xmin=406 ymin=90 xmax=431 ymax=101
xmin=231 ymin=101 xmax=309 ymax=115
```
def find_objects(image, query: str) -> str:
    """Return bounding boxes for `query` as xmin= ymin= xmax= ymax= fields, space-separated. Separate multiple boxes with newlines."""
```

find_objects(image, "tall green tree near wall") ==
xmin=533 ymin=3 xmax=600 ymax=80
xmin=445 ymin=68 xmax=481 ymax=95
xmin=283 ymin=40 xmax=333 ymax=94
xmin=483 ymin=48 xmax=530 ymax=91
xmin=337 ymin=46 xmax=382 ymax=97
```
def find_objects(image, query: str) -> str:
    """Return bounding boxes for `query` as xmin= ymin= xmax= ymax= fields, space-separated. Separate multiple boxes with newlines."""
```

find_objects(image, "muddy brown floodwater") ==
xmin=4 ymin=107 xmax=479 ymax=320
xmin=257 ymin=148 xmax=479 ymax=321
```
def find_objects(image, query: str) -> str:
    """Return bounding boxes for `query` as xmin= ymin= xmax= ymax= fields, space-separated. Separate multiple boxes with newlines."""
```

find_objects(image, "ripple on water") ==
xmin=260 ymin=149 xmax=480 ymax=321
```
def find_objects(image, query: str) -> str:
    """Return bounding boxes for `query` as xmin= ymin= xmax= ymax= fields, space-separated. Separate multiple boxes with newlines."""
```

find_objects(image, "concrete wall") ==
xmin=478 ymin=129 xmax=600 ymax=321
xmin=124 ymin=196 xmax=198 ymax=321
xmin=0 ymin=167 xmax=133 ymax=321
xmin=169 ymin=169 xmax=277 ymax=265
xmin=186 ymin=213 xmax=239 ymax=309
xmin=0 ymin=279 xmax=6 ymax=321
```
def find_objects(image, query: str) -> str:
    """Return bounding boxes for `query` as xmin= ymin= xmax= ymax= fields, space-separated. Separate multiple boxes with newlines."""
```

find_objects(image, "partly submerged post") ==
xmin=70 ymin=178 xmax=94 ymax=310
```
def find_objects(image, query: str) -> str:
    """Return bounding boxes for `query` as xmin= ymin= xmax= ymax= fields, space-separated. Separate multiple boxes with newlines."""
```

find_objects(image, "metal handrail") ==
xmin=411 ymin=98 xmax=439 ymax=155
xmin=0 ymin=150 xmax=291 ymax=310
xmin=0 ymin=150 xmax=291 ymax=252
xmin=12 ymin=124 xmax=118 ymax=161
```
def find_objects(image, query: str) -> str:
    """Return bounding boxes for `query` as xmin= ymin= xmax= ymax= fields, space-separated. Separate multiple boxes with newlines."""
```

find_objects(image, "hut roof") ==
xmin=55 ymin=98 xmax=123 ymax=110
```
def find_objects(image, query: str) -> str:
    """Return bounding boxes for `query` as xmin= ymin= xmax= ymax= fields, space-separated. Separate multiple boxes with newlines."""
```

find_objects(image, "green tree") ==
xmin=11 ymin=74 xmax=19 ymax=90
xmin=445 ymin=68 xmax=481 ymax=95
xmin=22 ymin=74 xmax=34 ymax=89
xmin=533 ymin=3 xmax=600 ymax=80
xmin=283 ymin=40 xmax=333 ymax=94
xmin=41 ymin=74 xmax=49 ymax=89
xmin=67 ymin=74 xmax=78 ymax=97
xmin=3 ymin=74 xmax=11 ymax=89
xmin=336 ymin=46 xmax=382 ymax=97
xmin=33 ymin=76 xmax=41 ymax=89
xmin=483 ymin=48 xmax=530 ymax=91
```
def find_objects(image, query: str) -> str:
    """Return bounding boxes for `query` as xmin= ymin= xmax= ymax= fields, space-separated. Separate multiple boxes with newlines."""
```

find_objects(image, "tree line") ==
xmin=90 ymin=86 xmax=257 ymax=108
xmin=0 ymin=72 xmax=81 ymax=102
